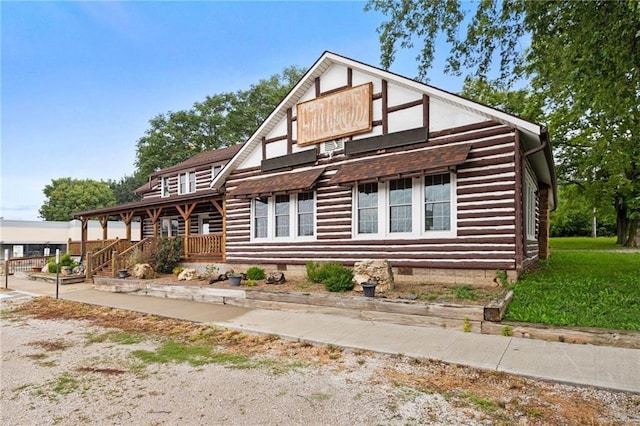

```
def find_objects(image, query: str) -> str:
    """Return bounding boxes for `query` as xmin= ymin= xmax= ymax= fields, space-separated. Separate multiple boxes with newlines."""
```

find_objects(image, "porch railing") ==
xmin=86 ymin=238 xmax=133 ymax=277
xmin=183 ymin=233 xmax=223 ymax=257
xmin=67 ymin=239 xmax=118 ymax=256
xmin=2 ymin=255 xmax=54 ymax=275
xmin=112 ymin=237 xmax=156 ymax=276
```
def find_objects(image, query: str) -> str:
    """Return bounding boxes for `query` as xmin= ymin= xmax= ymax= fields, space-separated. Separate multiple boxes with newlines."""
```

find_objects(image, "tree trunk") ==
xmin=615 ymin=204 xmax=628 ymax=245
xmin=624 ymin=219 xmax=640 ymax=247
xmin=591 ymin=207 xmax=597 ymax=238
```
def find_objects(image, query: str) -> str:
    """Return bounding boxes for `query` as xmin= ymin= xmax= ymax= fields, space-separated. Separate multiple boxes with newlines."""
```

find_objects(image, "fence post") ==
xmin=85 ymin=250 xmax=93 ymax=283
xmin=112 ymin=250 xmax=118 ymax=278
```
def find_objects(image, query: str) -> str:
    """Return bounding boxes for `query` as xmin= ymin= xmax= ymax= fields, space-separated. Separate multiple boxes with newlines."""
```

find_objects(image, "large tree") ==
xmin=107 ymin=174 xmax=146 ymax=205
xmin=367 ymin=0 xmax=640 ymax=246
xmin=135 ymin=66 xmax=306 ymax=177
xmin=39 ymin=178 xmax=116 ymax=221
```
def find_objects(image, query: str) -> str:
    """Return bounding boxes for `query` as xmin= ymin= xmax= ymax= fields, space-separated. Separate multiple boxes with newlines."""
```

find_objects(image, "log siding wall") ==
xmin=225 ymin=122 xmax=523 ymax=272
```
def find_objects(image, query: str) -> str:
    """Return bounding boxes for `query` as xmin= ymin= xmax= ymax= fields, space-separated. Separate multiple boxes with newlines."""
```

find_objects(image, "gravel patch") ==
xmin=2 ymin=297 xmax=639 ymax=425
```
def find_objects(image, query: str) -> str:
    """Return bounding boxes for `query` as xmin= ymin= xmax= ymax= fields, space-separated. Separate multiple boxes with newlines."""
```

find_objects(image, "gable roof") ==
xmin=151 ymin=143 xmax=244 ymax=178
xmin=211 ymin=51 xmax=555 ymax=206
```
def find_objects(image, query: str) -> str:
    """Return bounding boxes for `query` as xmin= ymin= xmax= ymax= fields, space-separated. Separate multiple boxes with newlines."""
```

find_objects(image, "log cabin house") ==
xmin=74 ymin=52 xmax=555 ymax=285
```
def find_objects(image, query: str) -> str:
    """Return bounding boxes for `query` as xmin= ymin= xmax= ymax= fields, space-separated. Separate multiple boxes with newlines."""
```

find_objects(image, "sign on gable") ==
xmin=296 ymin=83 xmax=372 ymax=147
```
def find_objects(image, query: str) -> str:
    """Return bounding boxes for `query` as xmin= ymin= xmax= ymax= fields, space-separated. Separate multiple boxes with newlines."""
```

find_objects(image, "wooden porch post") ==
xmin=120 ymin=212 xmax=134 ymax=241
xmin=81 ymin=217 xmax=89 ymax=259
xmin=99 ymin=216 xmax=109 ymax=240
xmin=176 ymin=203 xmax=197 ymax=258
xmin=146 ymin=208 xmax=163 ymax=238
xmin=85 ymin=250 xmax=93 ymax=282
xmin=211 ymin=198 xmax=225 ymax=262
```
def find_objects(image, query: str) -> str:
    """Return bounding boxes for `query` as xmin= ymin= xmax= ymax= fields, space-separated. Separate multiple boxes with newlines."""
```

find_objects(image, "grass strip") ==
xmin=506 ymin=247 xmax=640 ymax=330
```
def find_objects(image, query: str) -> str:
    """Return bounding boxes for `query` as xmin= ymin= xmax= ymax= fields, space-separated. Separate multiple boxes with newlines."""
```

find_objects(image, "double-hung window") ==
xmin=178 ymin=172 xmax=196 ymax=195
xmin=425 ymin=174 xmax=451 ymax=232
xmin=389 ymin=178 xmax=413 ymax=233
xmin=357 ymin=183 xmax=378 ymax=234
xmin=297 ymin=192 xmax=314 ymax=236
xmin=354 ymin=173 xmax=455 ymax=238
xmin=252 ymin=192 xmax=315 ymax=240
xmin=275 ymin=195 xmax=290 ymax=237
xmin=254 ymin=198 xmax=269 ymax=239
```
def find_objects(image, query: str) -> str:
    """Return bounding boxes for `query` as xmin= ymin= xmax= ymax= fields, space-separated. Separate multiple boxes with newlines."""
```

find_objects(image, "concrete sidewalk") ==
xmin=3 ymin=275 xmax=639 ymax=394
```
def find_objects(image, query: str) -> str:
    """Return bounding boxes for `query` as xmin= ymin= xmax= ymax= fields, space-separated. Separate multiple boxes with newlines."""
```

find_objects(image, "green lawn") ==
xmin=505 ymin=238 xmax=640 ymax=331
xmin=549 ymin=236 xmax=618 ymax=250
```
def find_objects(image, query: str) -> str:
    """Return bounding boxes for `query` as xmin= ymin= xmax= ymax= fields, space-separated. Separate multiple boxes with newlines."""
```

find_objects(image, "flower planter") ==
xmin=32 ymin=266 xmax=42 ymax=272
xmin=118 ymin=269 xmax=129 ymax=279
xmin=361 ymin=280 xmax=378 ymax=298
xmin=228 ymin=275 xmax=242 ymax=286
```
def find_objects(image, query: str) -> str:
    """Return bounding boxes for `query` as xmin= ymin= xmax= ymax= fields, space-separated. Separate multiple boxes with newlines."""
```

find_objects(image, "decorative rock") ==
xmin=265 ymin=271 xmax=286 ymax=285
xmin=132 ymin=263 xmax=154 ymax=279
xmin=73 ymin=265 xmax=86 ymax=275
xmin=177 ymin=268 xmax=198 ymax=281
xmin=353 ymin=260 xmax=394 ymax=293
xmin=41 ymin=265 xmax=48 ymax=273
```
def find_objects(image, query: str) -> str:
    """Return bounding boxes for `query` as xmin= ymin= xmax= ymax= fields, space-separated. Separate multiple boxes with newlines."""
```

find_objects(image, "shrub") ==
xmin=149 ymin=237 xmax=183 ymax=274
xmin=245 ymin=266 xmax=266 ymax=280
xmin=126 ymin=248 xmax=149 ymax=268
xmin=47 ymin=253 xmax=77 ymax=273
xmin=306 ymin=261 xmax=354 ymax=292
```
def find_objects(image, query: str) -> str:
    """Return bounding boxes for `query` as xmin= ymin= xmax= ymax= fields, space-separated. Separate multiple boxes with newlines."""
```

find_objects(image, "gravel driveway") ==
xmin=1 ymin=297 xmax=638 ymax=425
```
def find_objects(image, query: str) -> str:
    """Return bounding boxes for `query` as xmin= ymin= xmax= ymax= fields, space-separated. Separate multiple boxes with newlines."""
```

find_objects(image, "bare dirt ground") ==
xmin=1 ymin=296 xmax=639 ymax=425
xmin=146 ymin=273 xmax=504 ymax=306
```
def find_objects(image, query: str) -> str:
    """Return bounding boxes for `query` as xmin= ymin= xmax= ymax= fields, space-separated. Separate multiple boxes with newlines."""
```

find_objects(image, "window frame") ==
xmin=178 ymin=172 xmax=196 ymax=195
xmin=250 ymin=192 xmax=316 ymax=242
xmin=161 ymin=177 xmax=170 ymax=198
xmin=159 ymin=216 xmax=180 ymax=237
xmin=524 ymin=170 xmax=538 ymax=241
xmin=352 ymin=173 xmax=457 ymax=240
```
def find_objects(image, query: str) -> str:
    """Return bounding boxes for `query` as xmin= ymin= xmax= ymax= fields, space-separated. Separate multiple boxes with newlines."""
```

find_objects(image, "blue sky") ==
xmin=2 ymin=1 xmax=469 ymax=221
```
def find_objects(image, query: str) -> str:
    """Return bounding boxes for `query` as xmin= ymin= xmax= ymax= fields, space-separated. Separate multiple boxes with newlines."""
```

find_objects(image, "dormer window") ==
xmin=179 ymin=172 xmax=196 ymax=195
xmin=161 ymin=177 xmax=170 ymax=198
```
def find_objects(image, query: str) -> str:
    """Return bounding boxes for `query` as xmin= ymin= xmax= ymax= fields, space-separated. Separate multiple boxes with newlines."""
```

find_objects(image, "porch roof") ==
xmin=72 ymin=189 xmax=223 ymax=219
xmin=328 ymin=143 xmax=471 ymax=185
xmin=229 ymin=167 xmax=325 ymax=198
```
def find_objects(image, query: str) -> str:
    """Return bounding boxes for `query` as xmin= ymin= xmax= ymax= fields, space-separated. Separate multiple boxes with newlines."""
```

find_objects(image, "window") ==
xmin=357 ymin=183 xmax=378 ymax=234
xmin=178 ymin=172 xmax=195 ymax=194
xmin=212 ymin=165 xmax=222 ymax=180
xmin=525 ymin=172 xmax=537 ymax=240
xmin=160 ymin=218 xmax=179 ymax=237
xmin=297 ymin=192 xmax=314 ymax=236
xmin=275 ymin=195 xmax=290 ymax=237
xmin=252 ymin=192 xmax=316 ymax=240
xmin=161 ymin=177 xmax=170 ymax=198
xmin=425 ymin=174 xmax=451 ymax=231
xmin=254 ymin=198 xmax=268 ymax=239
xmin=353 ymin=173 xmax=455 ymax=238
xmin=389 ymin=178 xmax=412 ymax=233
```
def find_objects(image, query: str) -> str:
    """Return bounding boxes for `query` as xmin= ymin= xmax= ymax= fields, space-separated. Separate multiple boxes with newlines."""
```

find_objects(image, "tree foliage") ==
xmin=135 ymin=66 xmax=306 ymax=177
xmin=367 ymin=0 xmax=640 ymax=246
xmin=39 ymin=178 xmax=116 ymax=221
xmin=107 ymin=174 xmax=146 ymax=205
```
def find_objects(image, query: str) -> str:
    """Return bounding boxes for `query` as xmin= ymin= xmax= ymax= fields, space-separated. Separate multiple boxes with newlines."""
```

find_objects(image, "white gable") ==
xmin=213 ymin=51 xmax=552 ymax=192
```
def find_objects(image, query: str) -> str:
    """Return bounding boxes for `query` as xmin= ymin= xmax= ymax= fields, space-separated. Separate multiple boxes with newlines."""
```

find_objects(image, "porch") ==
xmin=71 ymin=193 xmax=227 ymax=280
xmin=68 ymin=233 xmax=224 ymax=280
